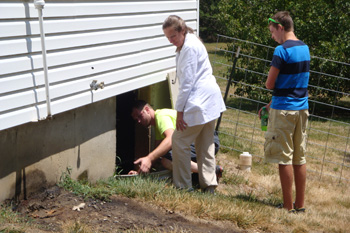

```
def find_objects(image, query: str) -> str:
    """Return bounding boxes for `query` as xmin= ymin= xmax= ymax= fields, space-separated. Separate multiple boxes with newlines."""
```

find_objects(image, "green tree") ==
xmin=200 ymin=0 xmax=350 ymax=104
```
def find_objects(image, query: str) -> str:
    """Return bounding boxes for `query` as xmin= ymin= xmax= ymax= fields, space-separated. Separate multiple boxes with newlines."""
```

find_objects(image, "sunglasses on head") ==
xmin=268 ymin=18 xmax=283 ymax=26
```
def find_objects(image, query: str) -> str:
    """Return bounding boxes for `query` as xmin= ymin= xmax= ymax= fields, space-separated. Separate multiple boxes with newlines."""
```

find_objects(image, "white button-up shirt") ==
xmin=175 ymin=33 xmax=226 ymax=127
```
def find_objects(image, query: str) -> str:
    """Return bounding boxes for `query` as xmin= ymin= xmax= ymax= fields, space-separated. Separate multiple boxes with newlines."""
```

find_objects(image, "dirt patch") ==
xmin=9 ymin=186 xmax=242 ymax=232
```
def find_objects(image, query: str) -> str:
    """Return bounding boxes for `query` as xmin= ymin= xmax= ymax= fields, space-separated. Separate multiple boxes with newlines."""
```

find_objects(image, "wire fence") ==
xmin=213 ymin=34 xmax=350 ymax=183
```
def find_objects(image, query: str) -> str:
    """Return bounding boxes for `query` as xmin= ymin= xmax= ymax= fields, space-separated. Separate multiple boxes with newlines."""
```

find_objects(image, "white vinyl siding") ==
xmin=0 ymin=0 xmax=199 ymax=130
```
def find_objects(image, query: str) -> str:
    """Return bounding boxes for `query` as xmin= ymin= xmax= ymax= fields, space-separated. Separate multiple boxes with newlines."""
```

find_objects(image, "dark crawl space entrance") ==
xmin=116 ymin=91 xmax=137 ymax=174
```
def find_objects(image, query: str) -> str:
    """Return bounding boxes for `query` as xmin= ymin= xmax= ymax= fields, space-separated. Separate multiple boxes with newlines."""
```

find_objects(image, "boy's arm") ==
xmin=258 ymin=66 xmax=279 ymax=118
xmin=266 ymin=66 xmax=280 ymax=89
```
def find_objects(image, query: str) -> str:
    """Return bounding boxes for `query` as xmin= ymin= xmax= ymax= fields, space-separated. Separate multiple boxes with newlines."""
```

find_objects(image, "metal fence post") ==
xmin=215 ymin=47 xmax=241 ymax=132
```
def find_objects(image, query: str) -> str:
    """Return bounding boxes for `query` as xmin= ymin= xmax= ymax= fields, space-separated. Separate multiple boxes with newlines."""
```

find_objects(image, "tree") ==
xmin=200 ymin=0 xmax=350 ymax=104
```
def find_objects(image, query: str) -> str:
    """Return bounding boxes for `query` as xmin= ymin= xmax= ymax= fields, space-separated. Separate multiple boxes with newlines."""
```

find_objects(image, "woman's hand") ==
xmin=176 ymin=111 xmax=188 ymax=131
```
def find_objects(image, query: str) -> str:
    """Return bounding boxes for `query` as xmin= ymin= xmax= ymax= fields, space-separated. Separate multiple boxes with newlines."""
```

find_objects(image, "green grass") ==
xmin=58 ymin=171 xmax=276 ymax=229
xmin=0 ymin=204 xmax=31 ymax=233
xmin=62 ymin=221 xmax=92 ymax=233
xmin=3 ymin=160 xmax=349 ymax=233
xmin=337 ymin=198 xmax=350 ymax=209
xmin=221 ymin=172 xmax=248 ymax=186
xmin=59 ymin=167 xmax=114 ymax=201
xmin=60 ymin=176 xmax=268 ymax=228
xmin=59 ymin=165 xmax=350 ymax=232
xmin=207 ymin=42 xmax=231 ymax=78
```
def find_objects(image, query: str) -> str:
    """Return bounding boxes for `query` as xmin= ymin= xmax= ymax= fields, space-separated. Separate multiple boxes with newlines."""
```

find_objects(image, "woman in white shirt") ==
xmin=162 ymin=15 xmax=226 ymax=192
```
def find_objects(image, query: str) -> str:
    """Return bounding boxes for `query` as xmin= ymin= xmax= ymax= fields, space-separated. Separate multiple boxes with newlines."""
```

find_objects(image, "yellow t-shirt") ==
xmin=154 ymin=109 xmax=177 ymax=140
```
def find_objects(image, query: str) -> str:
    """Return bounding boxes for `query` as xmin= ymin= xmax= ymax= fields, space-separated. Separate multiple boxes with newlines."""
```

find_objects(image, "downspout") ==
xmin=197 ymin=0 xmax=200 ymax=37
xmin=34 ymin=0 xmax=52 ymax=119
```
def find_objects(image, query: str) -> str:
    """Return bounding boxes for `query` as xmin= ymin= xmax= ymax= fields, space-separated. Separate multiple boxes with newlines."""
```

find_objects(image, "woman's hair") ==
xmin=269 ymin=11 xmax=294 ymax=32
xmin=162 ymin=15 xmax=194 ymax=34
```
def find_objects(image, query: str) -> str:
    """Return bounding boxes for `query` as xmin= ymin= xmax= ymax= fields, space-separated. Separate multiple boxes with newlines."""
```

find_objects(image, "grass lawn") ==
xmin=1 ymin=42 xmax=349 ymax=233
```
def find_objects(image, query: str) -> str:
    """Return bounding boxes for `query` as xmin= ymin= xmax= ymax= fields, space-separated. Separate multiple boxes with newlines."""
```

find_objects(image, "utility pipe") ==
xmin=34 ymin=0 xmax=52 ymax=119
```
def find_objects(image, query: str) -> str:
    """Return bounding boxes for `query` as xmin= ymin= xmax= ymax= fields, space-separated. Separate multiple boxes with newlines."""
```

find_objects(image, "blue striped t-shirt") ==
xmin=270 ymin=40 xmax=310 ymax=110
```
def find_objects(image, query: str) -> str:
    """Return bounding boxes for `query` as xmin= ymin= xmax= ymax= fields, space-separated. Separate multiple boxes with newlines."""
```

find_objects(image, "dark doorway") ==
xmin=116 ymin=91 xmax=137 ymax=174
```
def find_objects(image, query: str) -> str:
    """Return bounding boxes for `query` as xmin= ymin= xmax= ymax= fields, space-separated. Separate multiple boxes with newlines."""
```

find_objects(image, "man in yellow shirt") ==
xmin=130 ymin=100 xmax=222 ymax=181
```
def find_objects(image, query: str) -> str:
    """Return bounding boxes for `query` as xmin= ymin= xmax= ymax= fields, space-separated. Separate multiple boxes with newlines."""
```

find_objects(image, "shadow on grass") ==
xmin=235 ymin=193 xmax=281 ymax=208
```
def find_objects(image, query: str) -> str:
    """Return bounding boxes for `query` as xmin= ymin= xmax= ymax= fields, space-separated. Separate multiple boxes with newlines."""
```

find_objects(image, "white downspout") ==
xmin=197 ymin=0 xmax=200 ymax=37
xmin=34 ymin=0 xmax=52 ymax=119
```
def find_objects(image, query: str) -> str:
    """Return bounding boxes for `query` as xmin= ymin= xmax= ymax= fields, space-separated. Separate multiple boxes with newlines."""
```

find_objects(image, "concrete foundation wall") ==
xmin=0 ymin=98 xmax=116 ymax=203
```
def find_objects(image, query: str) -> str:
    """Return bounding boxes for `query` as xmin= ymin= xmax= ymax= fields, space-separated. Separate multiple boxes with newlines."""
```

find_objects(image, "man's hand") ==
xmin=128 ymin=170 xmax=138 ymax=175
xmin=134 ymin=156 xmax=152 ymax=173
xmin=176 ymin=111 xmax=187 ymax=131
xmin=258 ymin=102 xmax=271 ymax=119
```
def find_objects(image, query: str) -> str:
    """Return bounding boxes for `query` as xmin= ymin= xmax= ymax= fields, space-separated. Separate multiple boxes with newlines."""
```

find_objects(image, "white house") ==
xmin=0 ymin=0 xmax=199 ymax=202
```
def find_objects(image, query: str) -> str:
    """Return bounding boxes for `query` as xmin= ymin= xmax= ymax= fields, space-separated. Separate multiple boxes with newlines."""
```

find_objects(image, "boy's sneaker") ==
xmin=288 ymin=209 xmax=297 ymax=214
xmin=215 ymin=165 xmax=223 ymax=182
xmin=277 ymin=203 xmax=306 ymax=213
xmin=295 ymin=207 xmax=306 ymax=213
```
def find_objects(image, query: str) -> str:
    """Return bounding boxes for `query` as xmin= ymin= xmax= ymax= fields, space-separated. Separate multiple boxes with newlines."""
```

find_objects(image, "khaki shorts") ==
xmin=264 ymin=108 xmax=309 ymax=165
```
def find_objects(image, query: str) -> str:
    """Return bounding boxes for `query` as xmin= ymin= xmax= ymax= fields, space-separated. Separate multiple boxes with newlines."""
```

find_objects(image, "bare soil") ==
xmin=5 ymin=185 xmax=242 ymax=232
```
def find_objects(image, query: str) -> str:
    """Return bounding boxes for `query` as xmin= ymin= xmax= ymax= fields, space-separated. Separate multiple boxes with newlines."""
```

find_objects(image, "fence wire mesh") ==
xmin=213 ymin=34 xmax=350 ymax=183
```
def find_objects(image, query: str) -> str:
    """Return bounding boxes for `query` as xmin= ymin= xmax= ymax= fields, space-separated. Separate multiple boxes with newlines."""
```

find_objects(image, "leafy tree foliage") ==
xmin=200 ymin=0 xmax=350 ymax=104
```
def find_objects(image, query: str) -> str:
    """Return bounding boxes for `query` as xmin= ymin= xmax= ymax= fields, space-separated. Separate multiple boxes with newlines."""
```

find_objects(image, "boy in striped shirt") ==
xmin=261 ymin=11 xmax=310 ymax=213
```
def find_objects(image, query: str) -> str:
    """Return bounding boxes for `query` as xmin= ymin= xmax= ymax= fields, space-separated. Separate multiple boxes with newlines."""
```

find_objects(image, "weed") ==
xmin=124 ymin=225 xmax=189 ymax=233
xmin=0 ymin=204 xmax=28 ymax=225
xmin=291 ymin=226 xmax=308 ymax=233
xmin=0 ymin=229 xmax=25 ymax=233
xmin=0 ymin=204 xmax=31 ymax=233
xmin=62 ymin=221 xmax=92 ymax=233
xmin=337 ymin=198 xmax=350 ymax=209
xmin=221 ymin=173 xmax=247 ymax=186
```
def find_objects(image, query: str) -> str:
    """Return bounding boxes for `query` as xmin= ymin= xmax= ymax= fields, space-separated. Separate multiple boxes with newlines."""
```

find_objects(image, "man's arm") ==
xmin=265 ymin=66 xmax=280 ymax=89
xmin=258 ymin=66 xmax=279 ymax=118
xmin=134 ymin=128 xmax=174 ymax=173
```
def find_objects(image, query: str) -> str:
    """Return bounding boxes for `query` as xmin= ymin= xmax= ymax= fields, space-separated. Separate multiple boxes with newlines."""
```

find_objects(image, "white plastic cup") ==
xmin=239 ymin=152 xmax=252 ymax=172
